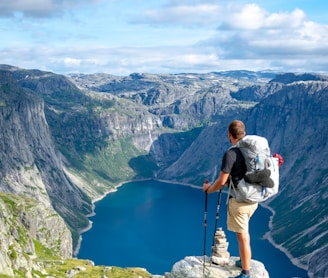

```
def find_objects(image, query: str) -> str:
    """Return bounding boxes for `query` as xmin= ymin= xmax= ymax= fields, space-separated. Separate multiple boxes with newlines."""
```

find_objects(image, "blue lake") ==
xmin=77 ymin=180 xmax=308 ymax=277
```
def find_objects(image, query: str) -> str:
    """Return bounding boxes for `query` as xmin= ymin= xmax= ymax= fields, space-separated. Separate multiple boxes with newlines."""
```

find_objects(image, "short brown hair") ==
xmin=228 ymin=120 xmax=246 ymax=140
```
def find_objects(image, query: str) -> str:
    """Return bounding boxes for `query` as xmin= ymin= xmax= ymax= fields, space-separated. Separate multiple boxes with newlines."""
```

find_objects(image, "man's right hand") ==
xmin=203 ymin=179 xmax=210 ymax=192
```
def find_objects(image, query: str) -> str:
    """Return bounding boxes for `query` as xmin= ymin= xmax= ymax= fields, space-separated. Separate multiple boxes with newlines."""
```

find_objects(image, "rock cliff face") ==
xmin=261 ymin=82 xmax=328 ymax=278
xmin=0 ymin=192 xmax=72 ymax=277
xmin=0 ymin=70 xmax=92 ymax=247
xmin=0 ymin=65 xmax=327 ymax=277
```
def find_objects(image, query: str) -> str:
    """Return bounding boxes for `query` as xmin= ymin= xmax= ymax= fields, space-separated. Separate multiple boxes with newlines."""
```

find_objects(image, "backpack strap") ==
xmin=226 ymin=176 xmax=238 ymax=205
xmin=226 ymin=145 xmax=239 ymax=205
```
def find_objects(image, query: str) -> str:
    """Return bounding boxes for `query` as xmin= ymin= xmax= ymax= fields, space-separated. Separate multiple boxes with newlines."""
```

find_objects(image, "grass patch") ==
xmin=33 ymin=239 xmax=60 ymax=260
xmin=45 ymin=259 xmax=151 ymax=278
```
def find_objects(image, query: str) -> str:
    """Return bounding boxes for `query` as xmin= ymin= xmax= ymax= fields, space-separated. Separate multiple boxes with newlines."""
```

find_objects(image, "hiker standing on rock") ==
xmin=203 ymin=120 xmax=258 ymax=278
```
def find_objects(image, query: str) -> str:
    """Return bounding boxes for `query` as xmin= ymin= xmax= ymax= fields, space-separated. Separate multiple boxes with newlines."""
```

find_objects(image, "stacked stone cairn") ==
xmin=211 ymin=227 xmax=230 ymax=265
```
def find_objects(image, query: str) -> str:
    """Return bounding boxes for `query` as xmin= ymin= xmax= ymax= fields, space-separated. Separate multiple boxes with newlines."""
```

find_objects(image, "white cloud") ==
xmin=220 ymin=4 xmax=307 ymax=30
xmin=225 ymin=3 xmax=266 ymax=30
xmin=63 ymin=57 xmax=81 ymax=67
xmin=133 ymin=3 xmax=221 ymax=26
xmin=202 ymin=4 xmax=328 ymax=63
xmin=265 ymin=9 xmax=306 ymax=29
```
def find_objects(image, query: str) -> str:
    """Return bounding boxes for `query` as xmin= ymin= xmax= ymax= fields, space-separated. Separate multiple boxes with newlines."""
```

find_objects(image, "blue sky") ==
xmin=0 ymin=0 xmax=327 ymax=75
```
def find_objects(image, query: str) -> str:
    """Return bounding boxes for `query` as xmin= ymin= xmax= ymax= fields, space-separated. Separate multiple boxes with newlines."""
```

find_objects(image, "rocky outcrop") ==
xmin=164 ymin=256 xmax=269 ymax=278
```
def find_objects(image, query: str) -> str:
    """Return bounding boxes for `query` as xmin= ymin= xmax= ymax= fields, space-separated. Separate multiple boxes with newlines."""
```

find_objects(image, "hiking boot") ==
xmin=233 ymin=271 xmax=251 ymax=278
xmin=235 ymin=259 xmax=242 ymax=268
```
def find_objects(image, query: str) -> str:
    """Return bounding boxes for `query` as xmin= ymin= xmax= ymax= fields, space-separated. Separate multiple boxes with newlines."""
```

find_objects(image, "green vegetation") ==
xmin=20 ymin=239 xmax=151 ymax=278
xmin=45 ymin=259 xmax=151 ymax=278
xmin=0 ymin=193 xmax=17 ymax=211
xmin=64 ymin=136 xmax=147 ymax=190
xmin=34 ymin=239 xmax=59 ymax=261
xmin=8 ymin=246 xmax=17 ymax=260
xmin=4 ymin=242 xmax=152 ymax=278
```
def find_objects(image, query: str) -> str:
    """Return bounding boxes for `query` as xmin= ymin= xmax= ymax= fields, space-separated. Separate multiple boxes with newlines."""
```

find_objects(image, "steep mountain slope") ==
xmin=0 ymin=70 xmax=92 ymax=248
xmin=260 ymin=82 xmax=328 ymax=278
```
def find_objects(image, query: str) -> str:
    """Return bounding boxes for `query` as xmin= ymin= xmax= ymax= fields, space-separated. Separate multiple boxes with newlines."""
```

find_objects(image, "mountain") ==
xmin=0 ymin=64 xmax=327 ymax=277
xmin=0 ymin=69 xmax=92 ymax=247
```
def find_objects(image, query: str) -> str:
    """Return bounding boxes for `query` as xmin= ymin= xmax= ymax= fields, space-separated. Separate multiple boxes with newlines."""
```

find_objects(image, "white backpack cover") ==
xmin=231 ymin=135 xmax=279 ymax=203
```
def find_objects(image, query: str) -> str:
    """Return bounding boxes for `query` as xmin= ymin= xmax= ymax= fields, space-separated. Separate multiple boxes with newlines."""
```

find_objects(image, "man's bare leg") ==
xmin=236 ymin=231 xmax=251 ymax=271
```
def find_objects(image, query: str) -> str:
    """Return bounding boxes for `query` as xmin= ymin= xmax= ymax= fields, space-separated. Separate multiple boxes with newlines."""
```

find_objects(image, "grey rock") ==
xmin=165 ymin=256 xmax=269 ymax=278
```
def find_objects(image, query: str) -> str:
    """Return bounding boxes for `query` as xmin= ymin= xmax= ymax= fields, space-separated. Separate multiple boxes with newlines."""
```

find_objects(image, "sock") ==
xmin=242 ymin=269 xmax=250 ymax=275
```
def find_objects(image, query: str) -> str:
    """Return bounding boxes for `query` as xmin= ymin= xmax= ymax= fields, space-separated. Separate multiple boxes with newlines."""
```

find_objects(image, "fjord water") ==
xmin=78 ymin=180 xmax=308 ymax=277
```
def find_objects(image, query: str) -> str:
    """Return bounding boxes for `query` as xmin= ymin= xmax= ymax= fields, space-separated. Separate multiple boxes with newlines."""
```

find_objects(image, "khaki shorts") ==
xmin=227 ymin=198 xmax=258 ymax=233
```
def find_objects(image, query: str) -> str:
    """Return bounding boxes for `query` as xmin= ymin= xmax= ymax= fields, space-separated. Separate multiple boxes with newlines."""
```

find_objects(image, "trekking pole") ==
xmin=203 ymin=180 xmax=209 ymax=277
xmin=210 ymin=189 xmax=222 ymax=266
xmin=212 ymin=189 xmax=222 ymax=245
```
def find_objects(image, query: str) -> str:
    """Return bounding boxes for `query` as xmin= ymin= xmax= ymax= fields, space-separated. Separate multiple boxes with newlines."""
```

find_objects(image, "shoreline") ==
xmin=74 ymin=178 xmax=307 ymax=276
xmin=260 ymin=202 xmax=308 ymax=272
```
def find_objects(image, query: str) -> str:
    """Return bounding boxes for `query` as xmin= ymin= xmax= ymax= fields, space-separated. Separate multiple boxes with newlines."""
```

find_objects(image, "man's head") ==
xmin=228 ymin=120 xmax=246 ymax=142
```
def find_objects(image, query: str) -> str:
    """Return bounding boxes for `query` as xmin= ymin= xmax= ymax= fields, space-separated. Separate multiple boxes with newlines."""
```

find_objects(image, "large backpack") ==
xmin=229 ymin=135 xmax=280 ymax=203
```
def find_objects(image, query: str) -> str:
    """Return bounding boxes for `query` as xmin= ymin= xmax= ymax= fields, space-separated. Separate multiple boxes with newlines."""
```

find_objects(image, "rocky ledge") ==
xmin=161 ymin=256 xmax=269 ymax=278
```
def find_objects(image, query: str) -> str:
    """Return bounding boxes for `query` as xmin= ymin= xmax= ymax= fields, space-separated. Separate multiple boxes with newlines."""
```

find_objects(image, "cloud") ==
xmin=0 ymin=44 xmax=222 ymax=75
xmin=63 ymin=57 xmax=81 ymax=67
xmin=0 ymin=0 xmax=98 ymax=17
xmin=3 ymin=36 xmax=327 ymax=76
xmin=220 ymin=4 xmax=307 ymax=30
xmin=200 ymin=4 xmax=328 ymax=65
xmin=131 ymin=2 xmax=221 ymax=26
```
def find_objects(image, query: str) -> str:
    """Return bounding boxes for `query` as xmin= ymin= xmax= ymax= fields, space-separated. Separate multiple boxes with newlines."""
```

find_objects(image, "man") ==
xmin=202 ymin=120 xmax=258 ymax=278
